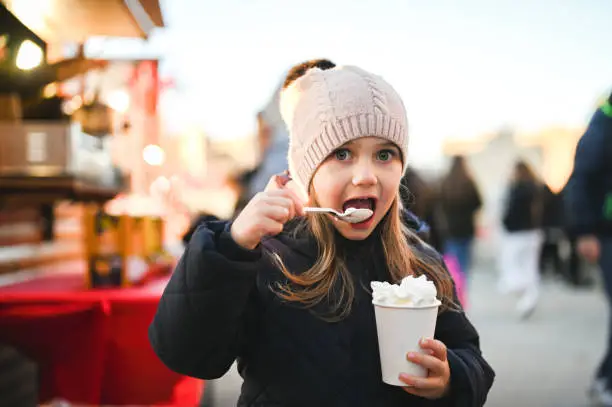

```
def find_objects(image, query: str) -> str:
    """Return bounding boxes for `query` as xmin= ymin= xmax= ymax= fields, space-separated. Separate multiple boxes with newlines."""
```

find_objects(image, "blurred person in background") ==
xmin=498 ymin=160 xmax=543 ymax=319
xmin=560 ymin=178 xmax=594 ymax=288
xmin=564 ymin=90 xmax=612 ymax=406
xmin=538 ymin=183 xmax=565 ymax=279
xmin=232 ymin=63 xmax=342 ymax=217
xmin=232 ymin=111 xmax=276 ymax=214
xmin=178 ymin=89 xmax=291 ymax=289
xmin=400 ymin=166 xmax=443 ymax=251
xmin=243 ymin=86 xmax=290 ymax=201
xmin=438 ymin=156 xmax=482 ymax=278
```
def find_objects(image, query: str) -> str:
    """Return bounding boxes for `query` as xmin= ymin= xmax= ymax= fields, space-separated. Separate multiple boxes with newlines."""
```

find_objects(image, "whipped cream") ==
xmin=371 ymin=275 xmax=440 ymax=307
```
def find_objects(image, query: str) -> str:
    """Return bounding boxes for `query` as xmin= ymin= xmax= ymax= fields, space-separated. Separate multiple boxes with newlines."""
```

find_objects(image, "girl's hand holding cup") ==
xmin=399 ymin=338 xmax=451 ymax=399
xmin=231 ymin=172 xmax=305 ymax=250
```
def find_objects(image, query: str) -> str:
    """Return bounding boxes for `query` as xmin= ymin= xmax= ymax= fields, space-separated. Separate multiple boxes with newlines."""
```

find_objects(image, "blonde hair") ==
xmin=269 ymin=191 xmax=457 ymax=321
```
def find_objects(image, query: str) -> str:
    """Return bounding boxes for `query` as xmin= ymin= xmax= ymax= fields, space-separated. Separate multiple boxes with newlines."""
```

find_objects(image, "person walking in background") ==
xmin=564 ymin=90 xmax=612 ymax=406
xmin=400 ymin=166 xmax=443 ymax=251
xmin=233 ymin=59 xmax=338 ymax=216
xmin=498 ymin=160 xmax=543 ymax=319
xmin=232 ymin=111 xmax=275 ymax=214
xmin=232 ymin=63 xmax=317 ymax=216
xmin=438 ymin=156 xmax=482 ymax=278
xmin=243 ymin=84 xmax=291 ymax=201
xmin=560 ymin=178 xmax=593 ymax=288
xmin=400 ymin=166 xmax=431 ymax=220
xmin=538 ymin=183 xmax=565 ymax=279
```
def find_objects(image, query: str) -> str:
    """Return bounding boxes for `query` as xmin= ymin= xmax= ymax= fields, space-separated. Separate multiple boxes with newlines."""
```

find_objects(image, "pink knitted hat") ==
xmin=280 ymin=65 xmax=409 ymax=196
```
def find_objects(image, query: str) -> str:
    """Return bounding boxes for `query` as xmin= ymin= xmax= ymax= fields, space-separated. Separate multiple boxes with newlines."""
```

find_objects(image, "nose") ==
xmin=352 ymin=161 xmax=377 ymax=187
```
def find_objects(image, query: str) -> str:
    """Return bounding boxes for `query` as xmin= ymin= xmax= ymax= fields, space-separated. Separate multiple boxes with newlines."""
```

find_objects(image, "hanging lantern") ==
xmin=73 ymin=96 xmax=112 ymax=137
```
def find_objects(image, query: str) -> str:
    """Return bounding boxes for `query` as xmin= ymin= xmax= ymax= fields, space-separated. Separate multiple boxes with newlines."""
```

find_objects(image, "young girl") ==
xmin=149 ymin=59 xmax=494 ymax=407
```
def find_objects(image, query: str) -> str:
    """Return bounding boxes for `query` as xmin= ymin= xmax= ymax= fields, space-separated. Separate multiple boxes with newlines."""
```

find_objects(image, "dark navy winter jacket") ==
xmin=149 ymin=212 xmax=494 ymax=406
xmin=565 ymin=102 xmax=612 ymax=237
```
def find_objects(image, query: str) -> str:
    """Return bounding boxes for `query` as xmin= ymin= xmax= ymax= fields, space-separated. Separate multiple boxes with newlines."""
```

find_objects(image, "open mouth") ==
xmin=342 ymin=197 xmax=377 ymax=214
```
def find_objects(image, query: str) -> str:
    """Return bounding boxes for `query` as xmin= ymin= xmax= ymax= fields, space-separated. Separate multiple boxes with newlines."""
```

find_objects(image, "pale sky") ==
xmin=102 ymin=0 xmax=612 ymax=167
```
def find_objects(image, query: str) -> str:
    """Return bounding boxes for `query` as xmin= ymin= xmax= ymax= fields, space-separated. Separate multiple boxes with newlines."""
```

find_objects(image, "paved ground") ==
xmin=466 ymin=266 xmax=604 ymax=407
xmin=204 ymin=265 xmax=607 ymax=407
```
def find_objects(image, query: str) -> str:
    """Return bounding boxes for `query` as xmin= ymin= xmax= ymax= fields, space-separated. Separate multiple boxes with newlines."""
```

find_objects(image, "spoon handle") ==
xmin=303 ymin=207 xmax=339 ymax=215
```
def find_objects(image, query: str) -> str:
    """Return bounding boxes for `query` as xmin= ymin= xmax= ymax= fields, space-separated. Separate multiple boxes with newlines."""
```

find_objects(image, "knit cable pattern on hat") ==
xmin=280 ymin=65 xmax=409 ymax=196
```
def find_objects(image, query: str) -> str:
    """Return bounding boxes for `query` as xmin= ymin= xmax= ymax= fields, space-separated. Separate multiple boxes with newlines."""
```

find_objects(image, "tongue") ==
xmin=343 ymin=199 xmax=371 ymax=211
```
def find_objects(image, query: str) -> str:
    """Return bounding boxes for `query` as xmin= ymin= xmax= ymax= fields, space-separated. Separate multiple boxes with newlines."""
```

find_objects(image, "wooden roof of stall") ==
xmin=1 ymin=0 xmax=165 ymax=42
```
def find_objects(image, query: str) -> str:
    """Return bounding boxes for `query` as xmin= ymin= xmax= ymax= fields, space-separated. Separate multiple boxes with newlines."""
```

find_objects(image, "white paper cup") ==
xmin=373 ymin=300 xmax=440 ymax=386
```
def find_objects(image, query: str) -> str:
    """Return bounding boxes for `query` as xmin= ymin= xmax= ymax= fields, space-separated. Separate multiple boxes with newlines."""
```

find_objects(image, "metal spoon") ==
xmin=303 ymin=207 xmax=374 ymax=223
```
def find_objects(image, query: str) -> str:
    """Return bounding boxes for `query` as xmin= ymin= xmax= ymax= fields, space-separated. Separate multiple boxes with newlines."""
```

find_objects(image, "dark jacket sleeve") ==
xmin=435 ymin=306 xmax=494 ymax=407
xmin=148 ymin=221 xmax=265 ymax=379
xmin=468 ymin=181 xmax=482 ymax=213
xmin=414 ymin=243 xmax=494 ymax=406
xmin=430 ymin=253 xmax=494 ymax=407
xmin=564 ymin=108 xmax=611 ymax=236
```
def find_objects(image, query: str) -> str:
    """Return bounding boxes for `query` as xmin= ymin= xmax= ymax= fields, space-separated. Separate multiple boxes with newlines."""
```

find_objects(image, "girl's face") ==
xmin=311 ymin=137 xmax=404 ymax=240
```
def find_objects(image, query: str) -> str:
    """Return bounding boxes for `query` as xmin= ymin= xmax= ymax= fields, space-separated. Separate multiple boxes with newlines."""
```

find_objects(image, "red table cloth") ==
xmin=0 ymin=270 xmax=204 ymax=406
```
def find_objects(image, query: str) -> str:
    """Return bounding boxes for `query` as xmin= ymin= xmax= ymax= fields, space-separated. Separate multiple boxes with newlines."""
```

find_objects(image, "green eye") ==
xmin=334 ymin=149 xmax=350 ymax=161
xmin=377 ymin=150 xmax=394 ymax=161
